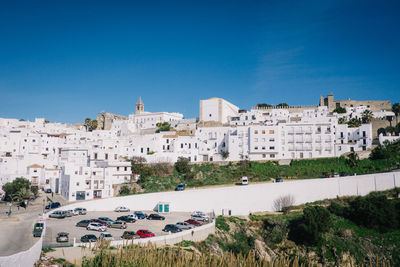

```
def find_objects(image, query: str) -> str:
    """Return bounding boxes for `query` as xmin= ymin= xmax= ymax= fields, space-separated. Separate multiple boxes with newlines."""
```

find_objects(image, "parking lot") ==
xmin=43 ymin=210 xmax=197 ymax=247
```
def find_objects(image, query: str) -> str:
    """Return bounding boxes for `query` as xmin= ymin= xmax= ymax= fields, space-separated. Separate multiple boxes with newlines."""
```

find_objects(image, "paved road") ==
xmin=0 ymin=192 xmax=67 ymax=256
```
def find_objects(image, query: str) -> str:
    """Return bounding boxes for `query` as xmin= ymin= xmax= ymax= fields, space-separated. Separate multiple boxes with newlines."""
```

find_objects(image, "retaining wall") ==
xmin=0 ymin=221 xmax=46 ymax=267
xmin=52 ymin=171 xmax=400 ymax=216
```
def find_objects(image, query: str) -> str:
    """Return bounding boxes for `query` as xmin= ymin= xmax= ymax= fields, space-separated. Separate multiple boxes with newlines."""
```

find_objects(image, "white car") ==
xmin=126 ymin=214 xmax=138 ymax=220
xmin=192 ymin=211 xmax=207 ymax=217
xmin=191 ymin=214 xmax=210 ymax=222
xmin=87 ymin=223 xmax=107 ymax=232
xmin=115 ymin=206 xmax=130 ymax=212
xmin=99 ymin=232 xmax=114 ymax=241
xmin=176 ymin=222 xmax=194 ymax=230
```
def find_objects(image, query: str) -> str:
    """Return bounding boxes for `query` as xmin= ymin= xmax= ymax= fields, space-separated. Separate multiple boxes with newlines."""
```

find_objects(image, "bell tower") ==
xmin=136 ymin=97 xmax=144 ymax=114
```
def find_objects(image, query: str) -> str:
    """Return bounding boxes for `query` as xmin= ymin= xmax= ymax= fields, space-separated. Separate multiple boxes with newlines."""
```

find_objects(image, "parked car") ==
xmin=80 ymin=234 xmax=97 ymax=243
xmin=340 ymin=171 xmax=349 ymax=177
xmin=74 ymin=207 xmax=87 ymax=215
xmin=133 ymin=211 xmax=147 ymax=219
xmin=241 ymin=176 xmax=248 ymax=185
xmin=147 ymin=214 xmax=165 ymax=220
xmin=45 ymin=202 xmax=61 ymax=209
xmin=184 ymin=219 xmax=203 ymax=227
xmin=98 ymin=217 xmax=115 ymax=226
xmin=121 ymin=231 xmax=140 ymax=240
xmin=49 ymin=210 xmax=66 ymax=219
xmin=191 ymin=214 xmax=209 ymax=222
xmin=76 ymin=220 xmax=93 ymax=227
xmin=87 ymin=222 xmax=107 ymax=232
xmin=192 ymin=211 xmax=207 ymax=217
xmin=126 ymin=214 xmax=138 ymax=220
xmin=137 ymin=229 xmax=155 ymax=238
xmin=99 ymin=232 xmax=114 ymax=241
xmin=275 ymin=177 xmax=283 ymax=183
xmin=175 ymin=222 xmax=194 ymax=230
xmin=91 ymin=219 xmax=107 ymax=226
xmin=115 ymin=206 xmax=130 ymax=212
xmin=64 ymin=210 xmax=74 ymax=217
xmin=45 ymin=188 xmax=52 ymax=193
xmin=56 ymin=232 xmax=69 ymax=243
xmin=110 ymin=220 xmax=127 ymax=229
xmin=162 ymin=224 xmax=182 ymax=233
xmin=175 ymin=183 xmax=185 ymax=191
xmin=33 ymin=222 xmax=44 ymax=237
xmin=117 ymin=216 xmax=136 ymax=223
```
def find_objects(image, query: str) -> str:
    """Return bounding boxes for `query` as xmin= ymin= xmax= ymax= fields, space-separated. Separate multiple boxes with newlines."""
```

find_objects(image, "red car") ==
xmin=91 ymin=219 xmax=107 ymax=226
xmin=184 ymin=219 xmax=203 ymax=227
xmin=136 ymin=229 xmax=155 ymax=238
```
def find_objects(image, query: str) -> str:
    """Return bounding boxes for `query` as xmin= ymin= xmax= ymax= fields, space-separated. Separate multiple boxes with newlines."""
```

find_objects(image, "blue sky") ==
xmin=0 ymin=0 xmax=399 ymax=123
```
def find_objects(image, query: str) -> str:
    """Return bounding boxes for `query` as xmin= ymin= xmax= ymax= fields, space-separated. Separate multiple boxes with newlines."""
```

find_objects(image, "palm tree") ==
xmin=392 ymin=103 xmax=400 ymax=125
xmin=361 ymin=110 xmax=373 ymax=123
xmin=12 ymin=187 xmax=31 ymax=203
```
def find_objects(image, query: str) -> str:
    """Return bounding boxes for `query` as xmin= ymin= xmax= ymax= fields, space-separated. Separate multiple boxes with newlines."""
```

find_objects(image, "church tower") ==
xmin=136 ymin=97 xmax=144 ymax=114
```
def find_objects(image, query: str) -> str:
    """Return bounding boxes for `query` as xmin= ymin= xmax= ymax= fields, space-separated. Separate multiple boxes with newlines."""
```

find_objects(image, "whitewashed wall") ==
xmin=0 ymin=221 xmax=46 ymax=267
xmin=53 ymin=171 xmax=400 ymax=216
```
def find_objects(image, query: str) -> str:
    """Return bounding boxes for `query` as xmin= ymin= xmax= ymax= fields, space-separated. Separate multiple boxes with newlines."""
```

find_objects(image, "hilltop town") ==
xmin=0 ymin=94 xmax=397 ymax=201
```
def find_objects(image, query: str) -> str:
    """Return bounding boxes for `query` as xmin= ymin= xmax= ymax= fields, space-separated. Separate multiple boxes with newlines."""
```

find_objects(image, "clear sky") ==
xmin=0 ymin=0 xmax=399 ymax=124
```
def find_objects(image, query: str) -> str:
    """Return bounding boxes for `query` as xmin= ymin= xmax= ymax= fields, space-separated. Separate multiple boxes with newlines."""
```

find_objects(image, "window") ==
xmin=166 ymin=139 xmax=169 ymax=144
xmin=94 ymin=153 xmax=98 ymax=159
xmin=262 ymin=154 xmax=266 ymax=158
xmin=181 ymin=144 xmax=183 ymax=148
xmin=269 ymin=130 xmax=274 ymax=134
xmin=124 ymin=167 xmax=128 ymax=171
xmin=262 ymin=130 xmax=265 ymax=134
xmin=270 ymin=154 xmax=275 ymax=158
xmin=141 ymin=148 xmax=143 ymax=153
xmin=262 ymin=146 xmax=266 ymax=150
xmin=117 ymin=167 xmax=120 ymax=171
xmin=269 ymin=146 xmax=275 ymax=150
xmin=269 ymin=138 xmax=275 ymax=142
xmin=255 ymin=146 xmax=258 ymax=150
xmin=105 ymin=153 xmax=108 ymax=160
xmin=254 ymin=130 xmax=258 ymax=134
xmin=114 ymin=154 xmax=117 ymax=160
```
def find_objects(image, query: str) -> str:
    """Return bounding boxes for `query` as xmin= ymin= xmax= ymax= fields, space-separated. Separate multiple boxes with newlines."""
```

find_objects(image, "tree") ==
xmin=361 ymin=109 xmax=373 ymax=123
xmin=347 ymin=118 xmax=361 ymax=128
xmin=119 ymin=186 xmax=131 ymax=196
xmin=346 ymin=151 xmax=359 ymax=167
xmin=276 ymin=103 xmax=289 ymax=108
xmin=155 ymin=122 xmax=171 ymax=133
xmin=377 ymin=127 xmax=386 ymax=136
xmin=2 ymin=177 xmax=30 ymax=201
xmin=333 ymin=106 xmax=346 ymax=114
xmin=174 ymin=157 xmax=190 ymax=174
xmin=289 ymin=206 xmax=332 ymax=245
xmin=84 ymin=118 xmax=98 ymax=131
xmin=392 ymin=103 xmax=400 ymax=125
xmin=273 ymin=195 xmax=295 ymax=214
xmin=256 ymin=103 xmax=273 ymax=108
xmin=338 ymin=117 xmax=346 ymax=124
xmin=385 ymin=126 xmax=396 ymax=135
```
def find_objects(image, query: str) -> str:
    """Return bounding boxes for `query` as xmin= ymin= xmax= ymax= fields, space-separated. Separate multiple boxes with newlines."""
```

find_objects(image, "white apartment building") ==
xmin=0 ymin=97 xmax=376 ymax=202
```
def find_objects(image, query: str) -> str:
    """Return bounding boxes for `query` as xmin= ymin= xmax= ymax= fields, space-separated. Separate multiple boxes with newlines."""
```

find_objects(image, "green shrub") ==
xmin=175 ymin=157 xmax=190 ymax=174
xmin=226 ymin=230 xmax=255 ymax=256
xmin=347 ymin=194 xmax=398 ymax=233
xmin=289 ymin=206 xmax=331 ymax=245
xmin=119 ymin=185 xmax=131 ymax=196
xmin=216 ymin=216 xmax=230 ymax=232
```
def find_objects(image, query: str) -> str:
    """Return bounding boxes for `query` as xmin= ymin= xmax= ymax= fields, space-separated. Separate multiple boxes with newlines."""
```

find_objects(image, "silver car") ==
xmin=74 ymin=208 xmax=87 ymax=215
xmin=49 ymin=210 xmax=66 ymax=219
xmin=176 ymin=222 xmax=194 ymax=230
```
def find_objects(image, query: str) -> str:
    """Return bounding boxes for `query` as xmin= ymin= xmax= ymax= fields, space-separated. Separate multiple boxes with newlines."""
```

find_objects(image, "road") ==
xmin=0 ymin=192 xmax=66 ymax=256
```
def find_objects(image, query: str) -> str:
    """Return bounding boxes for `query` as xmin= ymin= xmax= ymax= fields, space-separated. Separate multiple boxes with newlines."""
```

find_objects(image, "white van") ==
xmin=241 ymin=176 xmax=248 ymax=185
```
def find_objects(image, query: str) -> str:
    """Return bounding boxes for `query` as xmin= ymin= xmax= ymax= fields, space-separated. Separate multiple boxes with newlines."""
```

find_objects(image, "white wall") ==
xmin=0 ymin=221 xmax=46 ymax=267
xmin=52 ymin=171 xmax=400 ymax=216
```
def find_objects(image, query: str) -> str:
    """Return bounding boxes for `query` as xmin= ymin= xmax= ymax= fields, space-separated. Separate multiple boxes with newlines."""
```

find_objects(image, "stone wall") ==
xmin=96 ymin=113 xmax=128 ymax=130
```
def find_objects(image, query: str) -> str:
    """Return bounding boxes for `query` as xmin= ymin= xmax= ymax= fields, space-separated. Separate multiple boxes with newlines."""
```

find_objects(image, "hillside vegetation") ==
xmin=120 ymin=139 xmax=400 ymax=194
